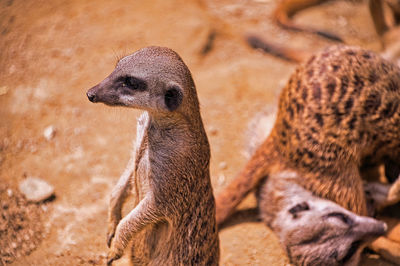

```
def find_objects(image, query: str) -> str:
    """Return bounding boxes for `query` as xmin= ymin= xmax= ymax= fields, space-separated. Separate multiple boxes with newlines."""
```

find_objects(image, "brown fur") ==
xmin=216 ymin=45 xmax=400 ymax=264
xmin=87 ymin=46 xmax=219 ymax=265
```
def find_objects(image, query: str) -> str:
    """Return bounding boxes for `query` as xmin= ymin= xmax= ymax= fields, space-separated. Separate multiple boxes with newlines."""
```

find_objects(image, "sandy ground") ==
xmin=0 ymin=0 xmax=399 ymax=265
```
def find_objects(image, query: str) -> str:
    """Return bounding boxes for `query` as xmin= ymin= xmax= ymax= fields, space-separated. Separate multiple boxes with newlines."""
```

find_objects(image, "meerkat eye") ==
xmin=164 ymin=86 xmax=183 ymax=111
xmin=324 ymin=212 xmax=353 ymax=225
xmin=122 ymin=76 xmax=147 ymax=91
xmin=288 ymin=201 xmax=310 ymax=218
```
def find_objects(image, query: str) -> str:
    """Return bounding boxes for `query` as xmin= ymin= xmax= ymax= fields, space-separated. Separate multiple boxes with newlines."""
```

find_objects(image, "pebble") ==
xmin=218 ymin=173 xmax=226 ymax=186
xmin=19 ymin=177 xmax=55 ymax=203
xmin=219 ymin=161 xmax=228 ymax=170
xmin=6 ymin=189 xmax=13 ymax=197
xmin=208 ymin=126 xmax=218 ymax=136
xmin=43 ymin=125 xmax=56 ymax=141
xmin=0 ymin=86 xmax=9 ymax=96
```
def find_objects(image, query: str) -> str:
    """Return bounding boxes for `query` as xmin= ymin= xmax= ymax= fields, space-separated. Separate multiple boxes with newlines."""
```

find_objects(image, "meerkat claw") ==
xmin=106 ymin=257 xmax=114 ymax=266
xmin=106 ymin=219 xmax=118 ymax=247
xmin=107 ymin=250 xmax=121 ymax=266
xmin=106 ymin=257 xmax=115 ymax=266
xmin=106 ymin=231 xmax=115 ymax=248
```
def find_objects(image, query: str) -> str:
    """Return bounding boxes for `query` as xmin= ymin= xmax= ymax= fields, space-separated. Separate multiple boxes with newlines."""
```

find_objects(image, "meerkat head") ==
xmin=87 ymin=46 xmax=198 ymax=116
xmin=278 ymin=196 xmax=386 ymax=266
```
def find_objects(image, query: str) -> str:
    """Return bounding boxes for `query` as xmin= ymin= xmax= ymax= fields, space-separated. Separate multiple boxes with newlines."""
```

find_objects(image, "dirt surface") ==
xmin=0 ymin=0 xmax=399 ymax=265
xmin=0 ymin=184 xmax=44 ymax=265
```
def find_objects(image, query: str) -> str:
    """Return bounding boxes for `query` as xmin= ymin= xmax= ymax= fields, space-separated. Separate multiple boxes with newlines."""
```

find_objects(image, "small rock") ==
xmin=208 ymin=126 xmax=218 ymax=136
xmin=0 ymin=86 xmax=9 ymax=96
xmin=218 ymin=173 xmax=226 ymax=186
xmin=219 ymin=161 xmax=228 ymax=170
xmin=9 ymin=64 xmax=16 ymax=74
xmin=6 ymin=189 xmax=13 ymax=197
xmin=19 ymin=177 xmax=55 ymax=203
xmin=43 ymin=125 xmax=56 ymax=141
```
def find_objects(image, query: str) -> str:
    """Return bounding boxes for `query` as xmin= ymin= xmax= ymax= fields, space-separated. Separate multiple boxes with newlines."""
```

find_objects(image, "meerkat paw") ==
xmin=107 ymin=218 xmax=132 ymax=265
xmin=106 ymin=220 xmax=118 ymax=248
xmin=369 ymin=236 xmax=400 ymax=265
xmin=107 ymin=235 xmax=125 ymax=266
xmin=364 ymin=182 xmax=390 ymax=214
xmin=107 ymin=248 xmax=122 ymax=266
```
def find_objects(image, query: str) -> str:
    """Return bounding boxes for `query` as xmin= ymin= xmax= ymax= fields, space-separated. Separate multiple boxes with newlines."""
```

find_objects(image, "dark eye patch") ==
xmin=324 ymin=212 xmax=354 ymax=226
xmin=121 ymin=76 xmax=147 ymax=91
xmin=288 ymin=201 xmax=310 ymax=218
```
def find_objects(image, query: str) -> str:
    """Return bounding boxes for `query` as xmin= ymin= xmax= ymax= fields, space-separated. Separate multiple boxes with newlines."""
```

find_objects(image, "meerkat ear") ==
xmin=164 ymin=85 xmax=183 ymax=111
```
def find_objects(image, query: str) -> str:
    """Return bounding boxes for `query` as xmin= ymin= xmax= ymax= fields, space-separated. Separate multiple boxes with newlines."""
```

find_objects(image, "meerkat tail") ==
xmin=273 ymin=0 xmax=344 ymax=42
xmin=246 ymin=35 xmax=311 ymax=63
xmin=216 ymin=138 xmax=277 ymax=225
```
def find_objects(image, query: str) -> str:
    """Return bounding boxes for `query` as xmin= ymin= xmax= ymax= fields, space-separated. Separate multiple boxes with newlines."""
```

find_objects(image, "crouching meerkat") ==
xmin=87 ymin=46 xmax=219 ymax=265
xmin=216 ymin=45 xmax=400 ymax=264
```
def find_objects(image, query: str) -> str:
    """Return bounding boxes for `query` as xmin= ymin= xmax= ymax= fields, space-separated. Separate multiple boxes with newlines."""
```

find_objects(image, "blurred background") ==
xmin=0 ymin=0 xmax=397 ymax=265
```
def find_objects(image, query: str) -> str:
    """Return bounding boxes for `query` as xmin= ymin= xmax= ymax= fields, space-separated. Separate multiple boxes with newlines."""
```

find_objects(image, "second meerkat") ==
xmin=87 ymin=46 xmax=219 ymax=265
xmin=216 ymin=45 xmax=400 ymax=263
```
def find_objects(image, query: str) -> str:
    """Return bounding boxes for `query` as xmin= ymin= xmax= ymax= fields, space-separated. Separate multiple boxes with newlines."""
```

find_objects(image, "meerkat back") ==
xmin=271 ymin=45 xmax=400 ymax=215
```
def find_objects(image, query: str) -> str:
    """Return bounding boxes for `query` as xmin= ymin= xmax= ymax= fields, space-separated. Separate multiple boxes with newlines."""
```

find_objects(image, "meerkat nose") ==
xmin=87 ymin=91 xmax=96 ymax=102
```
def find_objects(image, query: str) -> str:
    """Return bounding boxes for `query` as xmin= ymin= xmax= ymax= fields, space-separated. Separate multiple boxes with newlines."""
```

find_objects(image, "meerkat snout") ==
xmin=86 ymin=90 xmax=96 ymax=102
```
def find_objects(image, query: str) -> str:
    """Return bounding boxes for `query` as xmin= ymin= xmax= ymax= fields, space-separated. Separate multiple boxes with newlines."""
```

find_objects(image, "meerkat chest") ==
xmin=134 ymin=112 xmax=151 ymax=198
xmin=135 ymin=149 xmax=151 ymax=197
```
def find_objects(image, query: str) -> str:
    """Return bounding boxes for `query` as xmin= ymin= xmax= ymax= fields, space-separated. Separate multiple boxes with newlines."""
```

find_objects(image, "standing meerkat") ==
xmin=216 ymin=45 xmax=400 ymax=264
xmin=86 ymin=46 xmax=219 ymax=265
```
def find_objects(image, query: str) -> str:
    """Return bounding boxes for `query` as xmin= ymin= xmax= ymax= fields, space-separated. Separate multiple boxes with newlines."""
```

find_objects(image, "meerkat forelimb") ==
xmin=106 ymin=114 xmax=149 ymax=247
xmin=107 ymin=193 xmax=161 ymax=265
xmin=106 ymin=155 xmax=135 ymax=247
xmin=364 ymin=176 xmax=400 ymax=214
